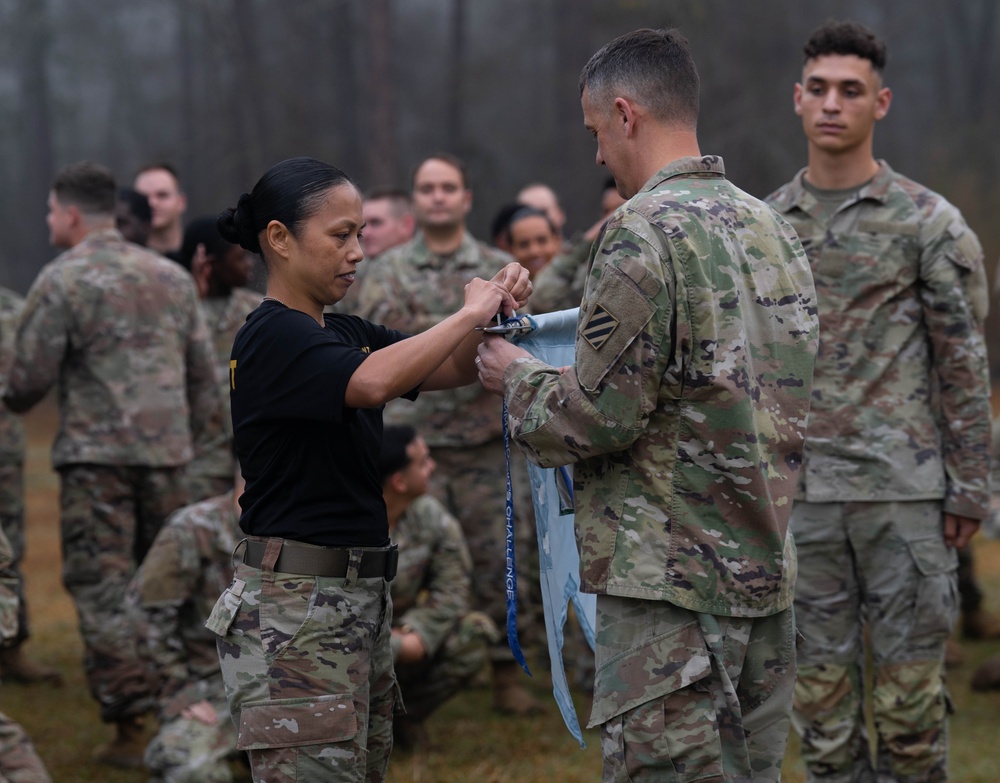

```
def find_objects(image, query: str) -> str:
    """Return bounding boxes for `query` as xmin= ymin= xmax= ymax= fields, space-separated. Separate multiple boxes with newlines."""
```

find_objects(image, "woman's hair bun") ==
xmin=217 ymin=193 xmax=261 ymax=254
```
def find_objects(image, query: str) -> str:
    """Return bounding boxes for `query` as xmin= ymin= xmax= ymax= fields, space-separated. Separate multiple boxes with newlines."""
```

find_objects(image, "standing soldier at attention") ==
xmin=356 ymin=154 xmax=542 ymax=714
xmin=477 ymin=28 xmax=818 ymax=782
xmin=1 ymin=161 xmax=226 ymax=768
xmin=0 ymin=285 xmax=62 ymax=685
xmin=766 ymin=20 xmax=991 ymax=783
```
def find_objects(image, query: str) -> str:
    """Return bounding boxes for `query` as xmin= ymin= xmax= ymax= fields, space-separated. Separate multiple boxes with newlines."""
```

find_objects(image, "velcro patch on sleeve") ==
xmin=582 ymin=305 xmax=619 ymax=351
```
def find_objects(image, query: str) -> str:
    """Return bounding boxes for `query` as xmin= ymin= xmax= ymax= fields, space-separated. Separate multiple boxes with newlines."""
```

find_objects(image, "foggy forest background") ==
xmin=2 ymin=0 xmax=998 ymax=365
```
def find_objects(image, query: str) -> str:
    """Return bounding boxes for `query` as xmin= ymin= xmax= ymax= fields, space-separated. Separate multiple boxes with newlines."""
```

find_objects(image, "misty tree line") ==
xmin=1 ymin=0 xmax=997 ymax=360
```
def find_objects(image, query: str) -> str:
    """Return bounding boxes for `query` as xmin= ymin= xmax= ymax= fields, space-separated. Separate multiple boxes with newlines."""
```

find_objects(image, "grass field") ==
xmin=5 ymin=397 xmax=1000 ymax=782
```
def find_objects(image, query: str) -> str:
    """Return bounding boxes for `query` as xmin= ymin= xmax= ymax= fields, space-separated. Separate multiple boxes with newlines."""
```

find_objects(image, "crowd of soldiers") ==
xmin=0 ymin=16 xmax=998 ymax=783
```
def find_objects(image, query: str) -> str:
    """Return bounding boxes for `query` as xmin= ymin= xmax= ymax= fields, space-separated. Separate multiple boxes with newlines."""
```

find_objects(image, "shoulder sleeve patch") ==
xmin=582 ymin=305 xmax=619 ymax=351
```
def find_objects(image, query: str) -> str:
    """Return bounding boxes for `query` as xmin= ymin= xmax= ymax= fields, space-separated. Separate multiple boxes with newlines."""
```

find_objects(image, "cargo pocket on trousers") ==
xmin=907 ymin=535 xmax=959 ymax=642
xmin=237 ymin=694 xmax=362 ymax=777
xmin=590 ymin=621 xmax=717 ymax=782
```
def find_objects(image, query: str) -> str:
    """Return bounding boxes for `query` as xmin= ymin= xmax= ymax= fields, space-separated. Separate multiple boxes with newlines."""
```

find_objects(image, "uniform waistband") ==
xmin=241 ymin=537 xmax=398 ymax=581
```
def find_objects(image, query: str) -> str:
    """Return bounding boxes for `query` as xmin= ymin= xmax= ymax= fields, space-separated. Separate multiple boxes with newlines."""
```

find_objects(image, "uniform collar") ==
xmin=637 ymin=155 xmax=726 ymax=196
xmin=412 ymin=230 xmax=481 ymax=269
xmin=770 ymin=159 xmax=895 ymax=215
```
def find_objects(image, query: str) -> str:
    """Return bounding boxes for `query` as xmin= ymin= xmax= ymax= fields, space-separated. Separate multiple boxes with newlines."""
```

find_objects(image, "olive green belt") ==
xmin=241 ymin=538 xmax=398 ymax=581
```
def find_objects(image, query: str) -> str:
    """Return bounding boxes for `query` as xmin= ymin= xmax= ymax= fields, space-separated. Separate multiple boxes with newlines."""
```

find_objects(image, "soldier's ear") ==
xmin=874 ymin=86 xmax=892 ymax=121
xmin=389 ymin=471 xmax=409 ymax=495
xmin=264 ymin=220 xmax=291 ymax=261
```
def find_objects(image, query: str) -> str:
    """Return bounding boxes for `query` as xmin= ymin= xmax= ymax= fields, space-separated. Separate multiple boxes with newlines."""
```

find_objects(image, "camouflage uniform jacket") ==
xmin=2 ymin=228 xmax=226 ymax=468
xmin=530 ymin=237 xmax=593 ymax=314
xmin=767 ymin=162 xmax=991 ymax=519
xmin=356 ymin=231 xmax=513 ymax=447
xmin=391 ymin=494 xmax=472 ymax=657
xmin=132 ymin=490 xmax=240 ymax=716
xmin=0 ymin=287 xmax=25 ymax=466
xmin=200 ymin=287 xmax=263 ymax=440
xmin=502 ymin=156 xmax=819 ymax=617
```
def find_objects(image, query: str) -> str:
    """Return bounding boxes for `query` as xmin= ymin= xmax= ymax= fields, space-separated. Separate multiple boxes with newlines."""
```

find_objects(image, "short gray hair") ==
xmin=579 ymin=28 xmax=699 ymax=128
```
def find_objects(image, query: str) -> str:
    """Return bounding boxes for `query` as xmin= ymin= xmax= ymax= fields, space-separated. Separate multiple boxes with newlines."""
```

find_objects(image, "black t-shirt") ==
xmin=230 ymin=300 xmax=417 ymax=546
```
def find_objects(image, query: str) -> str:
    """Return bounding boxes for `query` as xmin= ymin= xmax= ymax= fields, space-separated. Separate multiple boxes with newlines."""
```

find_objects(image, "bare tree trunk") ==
xmin=446 ymin=0 xmax=466 ymax=154
xmin=331 ymin=0 xmax=362 ymax=176
xmin=14 ymin=0 xmax=54 ymax=290
xmin=553 ymin=0 xmax=593 ymax=227
xmin=177 ymin=0 xmax=198 ymax=185
xmin=365 ymin=0 xmax=397 ymax=186
xmin=231 ymin=0 xmax=268 ymax=184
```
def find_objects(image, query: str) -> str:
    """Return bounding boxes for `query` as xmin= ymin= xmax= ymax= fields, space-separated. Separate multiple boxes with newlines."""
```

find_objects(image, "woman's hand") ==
xmin=491 ymin=262 xmax=533 ymax=312
xmin=462 ymin=277 xmax=514 ymax=326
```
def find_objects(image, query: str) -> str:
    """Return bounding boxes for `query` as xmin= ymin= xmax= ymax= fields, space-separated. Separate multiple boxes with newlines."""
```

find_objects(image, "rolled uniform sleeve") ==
xmin=2 ymin=268 xmax=68 ymax=413
xmin=918 ymin=213 xmax=991 ymax=518
xmin=503 ymin=225 xmax=672 ymax=469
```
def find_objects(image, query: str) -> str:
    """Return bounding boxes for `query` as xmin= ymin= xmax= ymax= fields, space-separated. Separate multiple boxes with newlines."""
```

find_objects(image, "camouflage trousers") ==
xmin=146 ymin=677 xmax=238 ymax=783
xmin=591 ymin=596 xmax=794 ymax=783
xmin=790 ymin=500 xmax=957 ymax=783
xmin=393 ymin=612 xmax=494 ymax=720
xmin=211 ymin=541 xmax=398 ymax=783
xmin=59 ymin=464 xmax=189 ymax=722
xmin=0 ymin=463 xmax=28 ymax=645
xmin=0 ymin=711 xmax=51 ymax=783
xmin=430 ymin=440 xmax=539 ymax=662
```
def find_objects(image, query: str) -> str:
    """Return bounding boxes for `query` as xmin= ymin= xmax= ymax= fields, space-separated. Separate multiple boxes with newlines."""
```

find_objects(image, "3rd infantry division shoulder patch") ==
xmin=582 ymin=304 xmax=619 ymax=350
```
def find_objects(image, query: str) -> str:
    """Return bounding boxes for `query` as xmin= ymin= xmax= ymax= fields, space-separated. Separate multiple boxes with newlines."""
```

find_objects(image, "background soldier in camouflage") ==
xmin=766 ymin=20 xmax=992 ymax=783
xmin=379 ymin=425 xmax=497 ymax=750
xmin=134 ymin=162 xmax=187 ymax=259
xmin=530 ymin=177 xmax=625 ymax=314
xmin=0 ymin=525 xmax=53 ymax=782
xmin=178 ymin=216 xmax=264 ymax=500
xmin=129 ymin=474 xmax=245 ymax=783
xmin=0 ymin=286 xmax=61 ymax=686
xmin=1 ymin=161 xmax=226 ymax=767
xmin=356 ymin=154 xmax=542 ymax=715
xmin=478 ymin=28 xmax=818 ymax=783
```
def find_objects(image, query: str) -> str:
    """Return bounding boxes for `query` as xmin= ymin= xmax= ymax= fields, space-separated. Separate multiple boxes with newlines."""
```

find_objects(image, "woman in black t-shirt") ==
xmin=206 ymin=157 xmax=530 ymax=782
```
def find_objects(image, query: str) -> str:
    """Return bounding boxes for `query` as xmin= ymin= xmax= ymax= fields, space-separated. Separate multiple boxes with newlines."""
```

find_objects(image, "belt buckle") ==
xmin=384 ymin=544 xmax=399 ymax=581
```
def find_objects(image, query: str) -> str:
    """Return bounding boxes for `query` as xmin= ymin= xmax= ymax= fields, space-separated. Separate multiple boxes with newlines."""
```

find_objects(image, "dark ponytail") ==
xmin=218 ymin=157 xmax=355 ymax=258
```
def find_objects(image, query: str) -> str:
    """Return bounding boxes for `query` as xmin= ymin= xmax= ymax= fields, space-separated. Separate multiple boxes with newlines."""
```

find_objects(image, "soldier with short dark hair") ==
xmin=766 ymin=19 xmax=991 ymax=783
xmin=478 ymin=28 xmax=818 ymax=781
xmin=2 ymin=160 xmax=226 ymax=767
xmin=379 ymin=425 xmax=496 ymax=750
xmin=356 ymin=154 xmax=543 ymax=715
xmin=134 ymin=162 xmax=187 ymax=259
xmin=115 ymin=188 xmax=153 ymax=247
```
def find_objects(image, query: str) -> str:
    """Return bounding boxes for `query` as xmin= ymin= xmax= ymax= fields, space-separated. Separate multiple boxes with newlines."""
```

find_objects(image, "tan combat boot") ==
xmin=0 ymin=645 xmax=63 ymax=685
xmin=92 ymin=715 xmax=147 ymax=768
xmin=492 ymin=660 xmax=544 ymax=715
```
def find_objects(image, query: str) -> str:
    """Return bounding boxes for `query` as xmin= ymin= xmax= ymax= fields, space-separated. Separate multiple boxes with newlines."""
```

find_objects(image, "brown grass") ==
xmin=6 ymin=397 xmax=1000 ymax=782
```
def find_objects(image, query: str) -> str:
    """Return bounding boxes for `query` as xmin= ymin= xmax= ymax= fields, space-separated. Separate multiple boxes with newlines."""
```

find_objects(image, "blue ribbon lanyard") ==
xmin=502 ymin=396 xmax=531 ymax=675
xmin=489 ymin=314 xmax=534 ymax=675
